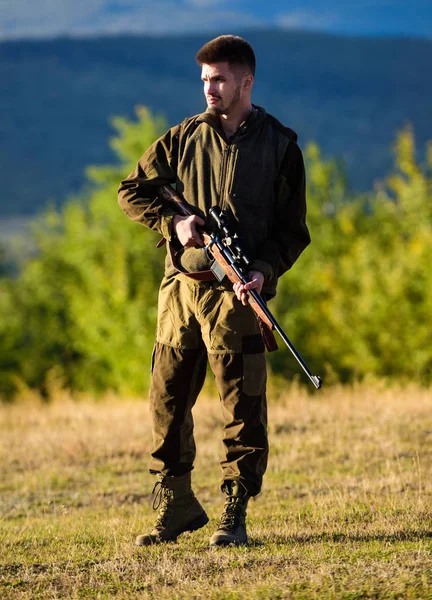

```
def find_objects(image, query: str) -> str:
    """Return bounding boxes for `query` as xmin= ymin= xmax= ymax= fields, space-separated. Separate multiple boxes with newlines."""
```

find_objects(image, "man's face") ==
xmin=201 ymin=62 xmax=245 ymax=116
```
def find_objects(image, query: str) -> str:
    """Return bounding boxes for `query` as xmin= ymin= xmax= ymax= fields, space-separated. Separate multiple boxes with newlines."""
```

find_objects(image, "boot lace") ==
xmin=151 ymin=481 xmax=174 ymax=528
xmin=218 ymin=497 xmax=244 ymax=533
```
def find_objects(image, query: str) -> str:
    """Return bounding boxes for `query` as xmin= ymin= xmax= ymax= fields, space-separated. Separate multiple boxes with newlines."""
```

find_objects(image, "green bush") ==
xmin=273 ymin=127 xmax=432 ymax=384
xmin=0 ymin=107 xmax=167 ymax=398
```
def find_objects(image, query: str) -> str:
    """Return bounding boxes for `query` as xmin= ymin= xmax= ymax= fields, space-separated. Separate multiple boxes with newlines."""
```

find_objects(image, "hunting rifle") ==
xmin=158 ymin=185 xmax=322 ymax=390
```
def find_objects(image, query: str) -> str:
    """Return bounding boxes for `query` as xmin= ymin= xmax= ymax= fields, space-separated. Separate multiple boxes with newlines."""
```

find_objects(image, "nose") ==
xmin=206 ymin=81 xmax=216 ymax=96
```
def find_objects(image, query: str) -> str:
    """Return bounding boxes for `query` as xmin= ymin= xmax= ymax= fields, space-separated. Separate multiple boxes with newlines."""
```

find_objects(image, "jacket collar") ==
xmin=196 ymin=105 xmax=267 ymax=139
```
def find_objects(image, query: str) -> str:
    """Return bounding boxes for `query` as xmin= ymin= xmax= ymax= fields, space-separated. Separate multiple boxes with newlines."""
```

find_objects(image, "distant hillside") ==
xmin=1 ymin=31 xmax=431 ymax=216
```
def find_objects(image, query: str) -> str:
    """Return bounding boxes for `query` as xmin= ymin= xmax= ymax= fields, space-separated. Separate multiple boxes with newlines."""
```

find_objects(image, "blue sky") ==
xmin=1 ymin=0 xmax=431 ymax=40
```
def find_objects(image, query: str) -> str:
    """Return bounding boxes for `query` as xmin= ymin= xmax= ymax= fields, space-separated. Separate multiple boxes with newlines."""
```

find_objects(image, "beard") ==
xmin=207 ymin=83 xmax=241 ymax=116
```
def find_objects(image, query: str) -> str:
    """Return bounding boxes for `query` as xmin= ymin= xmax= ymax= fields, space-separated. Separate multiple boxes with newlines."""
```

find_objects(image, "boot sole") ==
xmin=181 ymin=511 xmax=209 ymax=535
xmin=135 ymin=512 xmax=209 ymax=546
xmin=153 ymin=511 xmax=210 ymax=545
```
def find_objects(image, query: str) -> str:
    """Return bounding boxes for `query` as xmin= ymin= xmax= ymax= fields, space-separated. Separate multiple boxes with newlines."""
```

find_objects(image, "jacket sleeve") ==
xmin=251 ymin=140 xmax=311 ymax=281
xmin=117 ymin=124 xmax=180 ymax=241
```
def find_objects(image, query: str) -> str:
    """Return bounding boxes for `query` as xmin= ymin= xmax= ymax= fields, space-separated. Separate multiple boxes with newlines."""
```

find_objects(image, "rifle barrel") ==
xmin=248 ymin=288 xmax=322 ymax=389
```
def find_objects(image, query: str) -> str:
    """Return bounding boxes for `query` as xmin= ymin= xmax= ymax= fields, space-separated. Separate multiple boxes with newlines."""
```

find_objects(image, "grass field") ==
xmin=1 ymin=383 xmax=432 ymax=599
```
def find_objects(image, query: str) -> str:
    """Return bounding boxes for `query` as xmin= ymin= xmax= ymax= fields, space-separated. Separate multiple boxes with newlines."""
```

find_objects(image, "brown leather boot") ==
xmin=135 ymin=473 xmax=208 ymax=546
xmin=209 ymin=480 xmax=250 ymax=547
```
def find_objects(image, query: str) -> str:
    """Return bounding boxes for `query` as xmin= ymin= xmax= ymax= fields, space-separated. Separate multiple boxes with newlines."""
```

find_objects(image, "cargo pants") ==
xmin=149 ymin=274 xmax=269 ymax=497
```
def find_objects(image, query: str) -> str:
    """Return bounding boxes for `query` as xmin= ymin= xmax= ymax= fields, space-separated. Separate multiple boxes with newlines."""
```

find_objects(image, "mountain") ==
xmin=2 ymin=0 xmax=431 ymax=40
xmin=1 ymin=30 xmax=431 ymax=216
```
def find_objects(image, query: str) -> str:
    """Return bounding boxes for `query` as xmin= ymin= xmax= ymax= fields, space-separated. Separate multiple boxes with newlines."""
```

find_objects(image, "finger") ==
xmin=185 ymin=231 xmax=202 ymax=246
xmin=234 ymin=287 xmax=245 ymax=303
xmin=189 ymin=226 xmax=204 ymax=246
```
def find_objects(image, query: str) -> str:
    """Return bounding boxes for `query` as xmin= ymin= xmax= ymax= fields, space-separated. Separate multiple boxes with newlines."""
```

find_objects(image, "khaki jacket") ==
xmin=118 ymin=106 xmax=310 ymax=297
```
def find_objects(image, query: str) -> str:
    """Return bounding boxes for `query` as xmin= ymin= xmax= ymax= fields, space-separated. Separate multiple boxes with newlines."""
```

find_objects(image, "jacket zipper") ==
xmin=219 ymin=143 xmax=231 ymax=211
xmin=219 ymin=122 xmax=247 ymax=210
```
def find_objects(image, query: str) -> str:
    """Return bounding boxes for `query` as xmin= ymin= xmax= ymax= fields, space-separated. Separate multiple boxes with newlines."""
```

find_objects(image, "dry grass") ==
xmin=1 ymin=383 xmax=432 ymax=599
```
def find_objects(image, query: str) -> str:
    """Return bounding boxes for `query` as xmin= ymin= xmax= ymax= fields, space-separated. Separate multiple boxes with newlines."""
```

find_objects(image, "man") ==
xmin=118 ymin=35 xmax=310 ymax=547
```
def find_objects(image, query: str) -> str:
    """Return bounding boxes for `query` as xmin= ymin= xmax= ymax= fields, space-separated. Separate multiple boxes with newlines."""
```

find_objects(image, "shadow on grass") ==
xmin=253 ymin=530 xmax=432 ymax=546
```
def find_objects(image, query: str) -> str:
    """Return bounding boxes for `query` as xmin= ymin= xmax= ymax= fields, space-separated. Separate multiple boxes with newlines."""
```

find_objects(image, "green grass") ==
xmin=1 ymin=383 xmax=432 ymax=599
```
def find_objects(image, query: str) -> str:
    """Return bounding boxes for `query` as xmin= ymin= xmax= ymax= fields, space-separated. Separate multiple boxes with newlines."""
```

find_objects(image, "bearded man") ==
xmin=118 ymin=35 xmax=311 ymax=547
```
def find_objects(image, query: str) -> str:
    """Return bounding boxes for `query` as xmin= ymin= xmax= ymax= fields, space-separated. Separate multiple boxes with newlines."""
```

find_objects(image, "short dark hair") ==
xmin=196 ymin=35 xmax=256 ymax=76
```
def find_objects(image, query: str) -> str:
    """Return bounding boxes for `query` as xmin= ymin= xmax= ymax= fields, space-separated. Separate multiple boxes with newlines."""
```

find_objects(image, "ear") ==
xmin=243 ymin=74 xmax=254 ymax=90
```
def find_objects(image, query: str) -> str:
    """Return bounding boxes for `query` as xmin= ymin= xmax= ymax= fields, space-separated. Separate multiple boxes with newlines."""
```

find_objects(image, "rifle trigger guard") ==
xmin=204 ymin=240 xmax=214 ymax=253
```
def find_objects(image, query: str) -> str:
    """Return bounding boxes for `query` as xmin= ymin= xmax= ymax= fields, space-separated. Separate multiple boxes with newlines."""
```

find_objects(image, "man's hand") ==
xmin=173 ymin=214 xmax=205 ymax=247
xmin=233 ymin=270 xmax=265 ymax=306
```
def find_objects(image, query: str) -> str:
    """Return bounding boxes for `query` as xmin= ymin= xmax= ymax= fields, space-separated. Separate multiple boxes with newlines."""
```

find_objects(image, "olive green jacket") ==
xmin=118 ymin=106 xmax=310 ymax=298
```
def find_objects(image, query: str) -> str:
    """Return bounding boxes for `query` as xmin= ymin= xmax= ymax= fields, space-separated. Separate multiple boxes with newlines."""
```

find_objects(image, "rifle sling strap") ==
xmin=257 ymin=317 xmax=279 ymax=353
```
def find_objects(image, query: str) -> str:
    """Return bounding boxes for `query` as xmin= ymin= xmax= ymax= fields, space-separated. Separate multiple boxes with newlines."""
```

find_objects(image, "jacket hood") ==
xmin=195 ymin=105 xmax=298 ymax=143
xmin=195 ymin=105 xmax=268 ymax=139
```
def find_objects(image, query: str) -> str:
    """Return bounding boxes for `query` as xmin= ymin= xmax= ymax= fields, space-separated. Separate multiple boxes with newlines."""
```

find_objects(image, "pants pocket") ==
xmin=242 ymin=352 xmax=267 ymax=397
